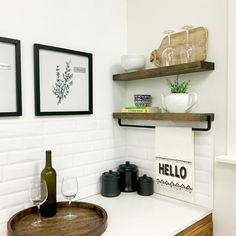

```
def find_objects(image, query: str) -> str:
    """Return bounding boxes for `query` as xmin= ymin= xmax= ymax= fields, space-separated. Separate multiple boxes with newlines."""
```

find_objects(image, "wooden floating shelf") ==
xmin=113 ymin=61 xmax=214 ymax=81
xmin=113 ymin=112 xmax=214 ymax=122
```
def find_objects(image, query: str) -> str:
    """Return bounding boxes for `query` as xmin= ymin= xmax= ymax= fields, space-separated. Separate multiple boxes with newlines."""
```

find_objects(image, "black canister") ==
xmin=137 ymin=174 xmax=154 ymax=196
xmin=118 ymin=161 xmax=138 ymax=192
xmin=101 ymin=170 xmax=120 ymax=197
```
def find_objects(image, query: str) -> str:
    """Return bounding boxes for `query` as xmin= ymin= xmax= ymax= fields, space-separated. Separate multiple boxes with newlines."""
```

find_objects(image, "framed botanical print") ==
xmin=34 ymin=44 xmax=93 ymax=116
xmin=0 ymin=36 xmax=22 ymax=116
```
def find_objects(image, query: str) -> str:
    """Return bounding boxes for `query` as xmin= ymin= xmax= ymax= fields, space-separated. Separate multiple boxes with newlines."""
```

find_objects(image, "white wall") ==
xmin=126 ymin=0 xmax=228 ymax=235
xmin=0 ymin=0 xmax=127 ymax=235
xmin=228 ymin=0 xmax=236 ymax=155
xmin=213 ymin=1 xmax=236 ymax=236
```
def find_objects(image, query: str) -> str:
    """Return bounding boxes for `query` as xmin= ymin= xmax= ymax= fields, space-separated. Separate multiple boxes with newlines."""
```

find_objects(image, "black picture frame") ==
xmin=0 ymin=36 xmax=22 ymax=116
xmin=34 ymin=44 xmax=93 ymax=116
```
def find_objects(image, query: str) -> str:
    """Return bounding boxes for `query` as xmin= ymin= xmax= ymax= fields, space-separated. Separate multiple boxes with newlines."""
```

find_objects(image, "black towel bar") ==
xmin=117 ymin=115 xmax=212 ymax=132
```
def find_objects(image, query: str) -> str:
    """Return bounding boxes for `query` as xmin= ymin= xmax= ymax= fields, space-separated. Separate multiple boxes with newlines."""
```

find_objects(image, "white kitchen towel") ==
xmin=155 ymin=127 xmax=194 ymax=192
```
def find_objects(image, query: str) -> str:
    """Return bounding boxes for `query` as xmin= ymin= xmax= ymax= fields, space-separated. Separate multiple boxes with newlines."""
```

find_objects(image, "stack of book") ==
xmin=121 ymin=106 xmax=161 ymax=113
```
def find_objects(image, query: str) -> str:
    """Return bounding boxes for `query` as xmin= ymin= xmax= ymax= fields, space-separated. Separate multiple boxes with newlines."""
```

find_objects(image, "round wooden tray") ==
xmin=7 ymin=201 xmax=108 ymax=236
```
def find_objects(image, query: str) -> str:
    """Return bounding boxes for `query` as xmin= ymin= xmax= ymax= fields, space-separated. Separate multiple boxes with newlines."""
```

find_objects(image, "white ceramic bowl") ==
xmin=121 ymin=55 xmax=145 ymax=72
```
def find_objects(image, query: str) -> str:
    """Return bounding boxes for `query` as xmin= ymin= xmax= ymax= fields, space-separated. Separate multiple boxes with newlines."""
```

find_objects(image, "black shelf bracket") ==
xmin=117 ymin=115 xmax=212 ymax=132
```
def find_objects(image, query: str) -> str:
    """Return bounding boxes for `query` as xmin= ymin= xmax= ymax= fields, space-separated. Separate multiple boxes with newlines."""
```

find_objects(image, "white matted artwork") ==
xmin=0 ymin=37 xmax=22 ymax=116
xmin=34 ymin=44 xmax=93 ymax=116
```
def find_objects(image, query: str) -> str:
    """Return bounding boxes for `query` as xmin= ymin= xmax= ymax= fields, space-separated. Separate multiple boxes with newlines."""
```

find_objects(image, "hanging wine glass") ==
xmin=161 ymin=30 xmax=176 ymax=66
xmin=61 ymin=176 xmax=78 ymax=220
xmin=28 ymin=179 xmax=48 ymax=227
xmin=180 ymin=25 xmax=196 ymax=63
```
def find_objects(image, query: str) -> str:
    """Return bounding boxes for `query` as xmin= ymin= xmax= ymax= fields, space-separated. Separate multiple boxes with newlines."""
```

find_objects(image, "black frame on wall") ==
xmin=0 ymin=36 xmax=22 ymax=116
xmin=34 ymin=44 xmax=93 ymax=116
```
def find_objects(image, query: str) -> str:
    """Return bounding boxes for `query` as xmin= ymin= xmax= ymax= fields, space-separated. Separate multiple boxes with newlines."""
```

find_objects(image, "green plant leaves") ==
xmin=166 ymin=75 xmax=190 ymax=93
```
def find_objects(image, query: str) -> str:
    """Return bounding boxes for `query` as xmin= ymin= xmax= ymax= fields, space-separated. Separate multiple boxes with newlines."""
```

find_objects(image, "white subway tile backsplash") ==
xmin=0 ymin=191 xmax=28 ymax=211
xmin=104 ymin=147 xmax=125 ymax=160
xmin=0 ymin=153 xmax=7 ymax=166
xmin=0 ymin=167 xmax=3 ymax=182
xmin=0 ymin=138 xmax=24 ymax=152
xmin=126 ymin=146 xmax=148 ymax=159
xmin=128 ymin=157 xmax=155 ymax=172
xmin=195 ymin=170 xmax=212 ymax=184
xmin=97 ymin=118 xmax=113 ymax=130
xmin=90 ymin=139 xmax=114 ymax=151
xmin=73 ymin=151 xmax=104 ymax=166
xmin=58 ymin=166 xmax=86 ymax=180
xmin=195 ymin=155 xmax=213 ymax=172
xmin=0 ymin=122 xmax=43 ymax=139
xmin=194 ymin=193 xmax=213 ymax=209
xmin=52 ymin=143 xmax=92 ymax=157
xmin=3 ymin=161 xmax=42 ymax=181
xmin=7 ymin=149 xmax=43 ymax=164
xmin=44 ymin=133 xmax=83 ymax=146
xmin=53 ymin=156 xmax=74 ymax=171
xmin=194 ymin=133 xmax=213 ymax=146
xmin=195 ymin=182 xmax=212 ymax=196
xmin=0 ymin=177 xmax=34 ymax=196
xmin=112 ymin=138 xmax=126 ymax=148
xmin=87 ymin=130 xmax=113 ymax=141
xmin=126 ymin=130 xmax=140 ymax=146
xmin=134 ymin=132 xmax=155 ymax=148
xmin=23 ymin=136 xmax=44 ymax=149
xmin=78 ymin=182 xmax=101 ymax=199
xmin=194 ymin=144 xmax=214 ymax=158
xmin=43 ymin=119 xmax=77 ymax=134
xmin=76 ymin=118 xmax=98 ymax=131
xmin=77 ymin=173 xmax=101 ymax=188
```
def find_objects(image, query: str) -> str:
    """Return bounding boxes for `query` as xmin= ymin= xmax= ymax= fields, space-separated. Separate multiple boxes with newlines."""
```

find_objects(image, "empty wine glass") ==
xmin=162 ymin=30 xmax=176 ymax=66
xmin=28 ymin=179 xmax=48 ymax=227
xmin=180 ymin=25 xmax=196 ymax=63
xmin=61 ymin=176 xmax=78 ymax=220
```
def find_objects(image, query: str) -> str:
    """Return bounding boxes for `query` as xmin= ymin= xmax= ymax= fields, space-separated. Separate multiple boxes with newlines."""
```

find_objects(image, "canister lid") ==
xmin=138 ymin=174 xmax=153 ymax=183
xmin=118 ymin=161 xmax=138 ymax=172
xmin=102 ymin=170 xmax=120 ymax=180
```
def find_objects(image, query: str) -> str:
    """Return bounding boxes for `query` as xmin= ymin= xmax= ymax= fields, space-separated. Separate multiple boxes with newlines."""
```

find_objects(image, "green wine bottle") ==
xmin=40 ymin=150 xmax=57 ymax=217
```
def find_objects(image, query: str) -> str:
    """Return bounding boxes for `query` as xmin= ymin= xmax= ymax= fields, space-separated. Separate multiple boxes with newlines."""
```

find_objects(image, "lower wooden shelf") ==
xmin=113 ymin=112 xmax=214 ymax=122
xmin=113 ymin=112 xmax=214 ymax=131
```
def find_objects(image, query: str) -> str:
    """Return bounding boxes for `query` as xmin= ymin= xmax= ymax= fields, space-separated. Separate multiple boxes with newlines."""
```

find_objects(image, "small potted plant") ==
xmin=161 ymin=75 xmax=197 ymax=113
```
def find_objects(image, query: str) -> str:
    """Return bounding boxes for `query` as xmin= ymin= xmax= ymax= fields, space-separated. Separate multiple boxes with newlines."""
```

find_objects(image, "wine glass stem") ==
xmin=186 ymin=30 xmax=189 ymax=44
xmin=69 ymin=200 xmax=71 ymax=216
xmin=168 ymin=34 xmax=171 ymax=46
xmin=37 ymin=205 xmax=41 ymax=223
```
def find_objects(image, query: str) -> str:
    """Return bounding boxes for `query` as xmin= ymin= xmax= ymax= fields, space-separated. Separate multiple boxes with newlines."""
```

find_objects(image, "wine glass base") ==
xmin=64 ymin=214 xmax=77 ymax=220
xmin=31 ymin=219 xmax=43 ymax=227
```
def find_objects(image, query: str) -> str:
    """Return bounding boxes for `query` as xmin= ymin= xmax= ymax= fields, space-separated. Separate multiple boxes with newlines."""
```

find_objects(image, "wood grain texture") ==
xmin=113 ymin=112 xmax=214 ymax=122
xmin=113 ymin=61 xmax=214 ymax=81
xmin=176 ymin=213 xmax=213 ymax=236
xmin=7 ymin=202 xmax=107 ymax=236
xmin=150 ymin=26 xmax=208 ymax=67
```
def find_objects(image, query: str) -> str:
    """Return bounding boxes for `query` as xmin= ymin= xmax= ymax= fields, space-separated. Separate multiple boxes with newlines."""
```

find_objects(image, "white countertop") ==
xmin=85 ymin=193 xmax=211 ymax=236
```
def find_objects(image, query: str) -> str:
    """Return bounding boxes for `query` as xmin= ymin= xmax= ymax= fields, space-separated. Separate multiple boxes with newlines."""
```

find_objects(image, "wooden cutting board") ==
xmin=150 ymin=26 xmax=208 ymax=67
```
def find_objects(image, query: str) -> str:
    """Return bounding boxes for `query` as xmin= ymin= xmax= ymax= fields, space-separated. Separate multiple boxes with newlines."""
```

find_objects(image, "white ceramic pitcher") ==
xmin=161 ymin=93 xmax=198 ymax=113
